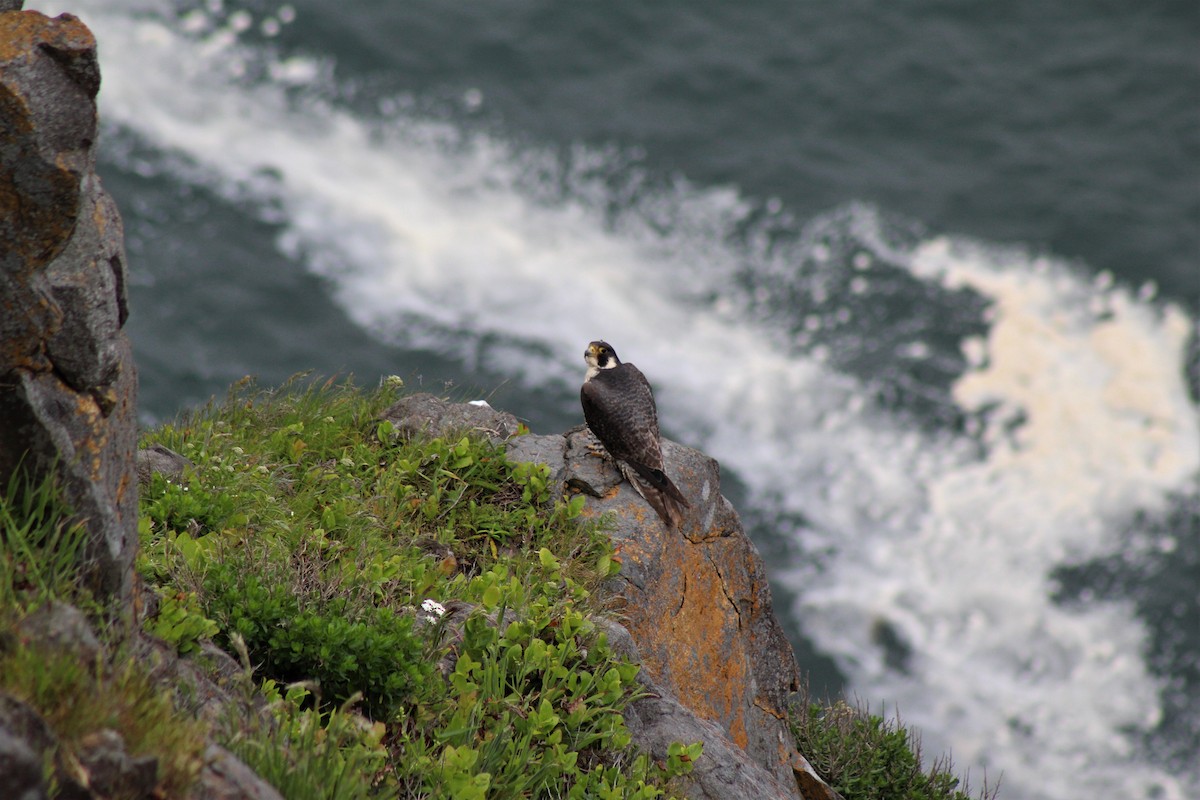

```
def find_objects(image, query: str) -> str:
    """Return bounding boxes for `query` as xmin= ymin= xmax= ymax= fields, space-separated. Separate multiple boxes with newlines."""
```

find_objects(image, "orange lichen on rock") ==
xmin=0 ymin=11 xmax=96 ymax=62
xmin=555 ymin=431 xmax=810 ymax=795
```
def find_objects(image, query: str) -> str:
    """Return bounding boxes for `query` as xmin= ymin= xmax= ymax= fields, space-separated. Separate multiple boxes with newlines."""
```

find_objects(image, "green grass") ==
xmin=791 ymin=699 xmax=1000 ymax=800
xmin=224 ymin=680 xmax=389 ymax=800
xmin=0 ymin=467 xmax=208 ymax=798
xmin=0 ymin=464 xmax=92 ymax=615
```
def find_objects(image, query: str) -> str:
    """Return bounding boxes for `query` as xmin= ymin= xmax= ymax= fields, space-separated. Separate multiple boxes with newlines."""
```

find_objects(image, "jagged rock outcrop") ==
xmin=594 ymin=616 xmax=808 ymax=800
xmin=403 ymin=395 xmax=839 ymax=800
xmin=1 ymin=7 xmax=282 ymax=798
xmin=135 ymin=443 xmax=194 ymax=488
xmin=0 ymin=2 xmax=137 ymax=606
xmin=0 ymin=600 xmax=285 ymax=800
xmin=518 ymin=429 xmax=838 ymax=800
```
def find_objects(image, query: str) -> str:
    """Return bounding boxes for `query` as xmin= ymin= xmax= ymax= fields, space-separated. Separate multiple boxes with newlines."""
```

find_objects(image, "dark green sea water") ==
xmin=26 ymin=1 xmax=1200 ymax=797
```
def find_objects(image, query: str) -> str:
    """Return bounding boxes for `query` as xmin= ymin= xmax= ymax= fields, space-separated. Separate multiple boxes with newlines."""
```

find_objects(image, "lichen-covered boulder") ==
xmin=507 ymin=424 xmax=839 ymax=800
xmin=0 ymin=5 xmax=137 ymax=606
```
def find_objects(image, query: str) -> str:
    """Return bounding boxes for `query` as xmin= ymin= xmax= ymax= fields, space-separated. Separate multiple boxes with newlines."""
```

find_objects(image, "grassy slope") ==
xmin=1 ymin=376 xmax=995 ymax=800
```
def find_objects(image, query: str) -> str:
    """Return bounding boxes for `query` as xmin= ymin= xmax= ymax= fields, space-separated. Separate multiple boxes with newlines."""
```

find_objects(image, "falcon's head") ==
xmin=584 ymin=340 xmax=621 ymax=377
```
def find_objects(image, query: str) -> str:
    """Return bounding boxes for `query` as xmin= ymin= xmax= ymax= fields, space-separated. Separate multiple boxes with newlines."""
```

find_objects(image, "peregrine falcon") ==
xmin=581 ymin=340 xmax=689 ymax=528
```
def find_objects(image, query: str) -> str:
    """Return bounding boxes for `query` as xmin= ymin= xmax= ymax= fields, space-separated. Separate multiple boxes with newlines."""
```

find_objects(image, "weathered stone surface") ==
xmin=379 ymin=392 xmax=521 ymax=444
xmin=574 ymin=431 xmax=834 ymax=798
xmin=505 ymin=424 xmax=839 ymax=799
xmin=0 ymin=690 xmax=48 ymax=800
xmin=0 ymin=7 xmax=137 ymax=606
xmin=191 ymin=744 xmax=286 ymax=800
xmin=0 ymin=726 xmax=45 ymax=800
xmin=14 ymin=600 xmax=100 ymax=664
xmin=75 ymin=728 xmax=159 ymax=799
xmin=0 ymin=694 xmax=64 ymax=799
xmin=629 ymin=691 xmax=796 ymax=800
xmin=136 ymin=443 xmax=194 ymax=488
xmin=595 ymin=619 xmax=803 ymax=800
xmin=135 ymin=634 xmax=274 ymax=733
xmin=0 ymin=8 xmax=96 ymax=281
xmin=0 ymin=695 xmax=55 ymax=762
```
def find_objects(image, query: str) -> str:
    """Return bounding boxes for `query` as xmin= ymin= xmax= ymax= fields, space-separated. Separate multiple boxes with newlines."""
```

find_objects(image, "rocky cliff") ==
xmin=0 ymin=2 xmax=137 ymax=607
xmin=0 ymin=5 xmax=839 ymax=798
xmin=0 ymin=5 xmax=281 ymax=798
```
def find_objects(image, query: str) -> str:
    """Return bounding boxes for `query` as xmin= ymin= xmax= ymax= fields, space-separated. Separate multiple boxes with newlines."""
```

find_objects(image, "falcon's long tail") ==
xmin=620 ymin=462 xmax=690 ymax=529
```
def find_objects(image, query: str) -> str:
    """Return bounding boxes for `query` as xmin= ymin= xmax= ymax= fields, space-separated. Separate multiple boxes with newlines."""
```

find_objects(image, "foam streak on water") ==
xmin=34 ymin=2 xmax=1200 ymax=797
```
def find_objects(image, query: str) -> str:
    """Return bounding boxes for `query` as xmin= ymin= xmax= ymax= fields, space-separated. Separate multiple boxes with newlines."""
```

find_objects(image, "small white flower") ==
xmin=420 ymin=599 xmax=446 ymax=618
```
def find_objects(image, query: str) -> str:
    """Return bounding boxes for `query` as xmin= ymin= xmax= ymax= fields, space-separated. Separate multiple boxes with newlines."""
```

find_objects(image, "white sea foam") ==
xmin=792 ymin=231 xmax=1199 ymax=799
xmin=33 ymin=2 xmax=1200 ymax=797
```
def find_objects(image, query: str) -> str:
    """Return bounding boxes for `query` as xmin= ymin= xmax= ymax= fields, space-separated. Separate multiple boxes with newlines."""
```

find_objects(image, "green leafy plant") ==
xmin=144 ymin=590 xmax=220 ymax=655
xmin=140 ymin=470 xmax=240 ymax=539
xmin=397 ymin=561 xmax=641 ymax=795
xmin=204 ymin=560 xmax=433 ymax=719
xmin=791 ymin=700 xmax=998 ymax=800
xmin=138 ymin=376 xmax=686 ymax=798
xmin=225 ymin=681 xmax=388 ymax=800
xmin=666 ymin=741 xmax=703 ymax=776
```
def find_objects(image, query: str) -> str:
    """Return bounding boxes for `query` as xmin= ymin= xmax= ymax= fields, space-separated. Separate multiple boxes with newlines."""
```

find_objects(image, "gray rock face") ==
xmin=597 ymin=618 xmax=805 ymax=800
xmin=0 ymin=726 xmax=45 ymax=800
xmin=75 ymin=728 xmax=160 ymax=799
xmin=15 ymin=600 xmax=101 ymax=664
xmin=0 ymin=696 xmax=50 ymax=800
xmin=0 ymin=693 xmax=94 ymax=799
xmin=0 ymin=7 xmax=138 ymax=606
xmin=192 ymin=745 xmax=286 ymax=800
xmin=135 ymin=635 xmax=274 ymax=733
xmin=136 ymin=443 xmax=194 ymax=488
xmin=2 ymin=598 xmax=284 ymax=800
xmin=379 ymin=392 xmax=522 ymax=443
